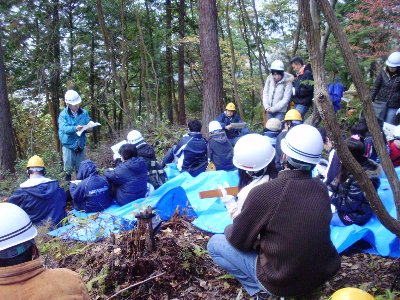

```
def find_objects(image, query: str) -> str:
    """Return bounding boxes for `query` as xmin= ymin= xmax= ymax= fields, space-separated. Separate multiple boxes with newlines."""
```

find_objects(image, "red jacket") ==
xmin=389 ymin=141 xmax=400 ymax=167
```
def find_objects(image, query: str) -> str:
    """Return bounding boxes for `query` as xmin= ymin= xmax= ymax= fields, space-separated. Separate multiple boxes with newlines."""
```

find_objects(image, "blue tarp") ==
xmin=49 ymin=164 xmax=400 ymax=257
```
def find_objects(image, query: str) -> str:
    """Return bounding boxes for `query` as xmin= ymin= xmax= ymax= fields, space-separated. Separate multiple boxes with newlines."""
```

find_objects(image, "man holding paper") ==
xmin=58 ymin=89 xmax=92 ymax=181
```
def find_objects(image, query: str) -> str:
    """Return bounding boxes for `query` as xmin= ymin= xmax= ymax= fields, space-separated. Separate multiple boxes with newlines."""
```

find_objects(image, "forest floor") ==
xmin=37 ymin=213 xmax=400 ymax=300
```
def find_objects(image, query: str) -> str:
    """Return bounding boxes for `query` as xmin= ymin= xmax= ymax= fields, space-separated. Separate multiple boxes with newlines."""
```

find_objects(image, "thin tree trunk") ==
xmin=165 ymin=0 xmax=174 ymax=123
xmin=89 ymin=32 xmax=99 ymax=144
xmin=67 ymin=0 xmax=74 ymax=77
xmin=177 ymin=0 xmax=187 ymax=125
xmin=0 ymin=36 xmax=16 ymax=173
xmin=300 ymin=0 xmax=400 ymax=236
xmin=199 ymin=0 xmax=224 ymax=135
xmin=225 ymin=0 xmax=244 ymax=118
xmin=320 ymin=0 xmax=338 ymax=61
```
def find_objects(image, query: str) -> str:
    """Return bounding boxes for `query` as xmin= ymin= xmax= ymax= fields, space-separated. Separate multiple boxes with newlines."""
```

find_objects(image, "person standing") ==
xmin=58 ymin=90 xmax=91 ymax=182
xmin=290 ymin=56 xmax=314 ymax=119
xmin=371 ymin=51 xmax=400 ymax=125
xmin=0 ymin=203 xmax=90 ymax=300
xmin=207 ymin=124 xmax=340 ymax=299
xmin=262 ymin=60 xmax=294 ymax=121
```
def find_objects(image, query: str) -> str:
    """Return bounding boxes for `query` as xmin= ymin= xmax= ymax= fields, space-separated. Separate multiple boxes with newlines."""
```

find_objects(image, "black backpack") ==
xmin=148 ymin=160 xmax=167 ymax=189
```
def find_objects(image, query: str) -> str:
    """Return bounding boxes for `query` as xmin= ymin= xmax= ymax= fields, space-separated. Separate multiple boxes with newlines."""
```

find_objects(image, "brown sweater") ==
xmin=225 ymin=170 xmax=340 ymax=297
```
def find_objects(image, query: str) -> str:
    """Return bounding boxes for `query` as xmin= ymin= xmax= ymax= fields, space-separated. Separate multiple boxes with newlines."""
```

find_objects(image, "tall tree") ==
xmin=177 ymin=0 xmax=187 ymax=125
xmin=165 ymin=0 xmax=174 ymax=123
xmin=0 ymin=36 xmax=16 ymax=173
xmin=199 ymin=0 xmax=224 ymax=133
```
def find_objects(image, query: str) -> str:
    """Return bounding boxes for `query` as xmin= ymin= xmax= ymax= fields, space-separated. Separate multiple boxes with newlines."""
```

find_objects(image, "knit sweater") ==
xmin=224 ymin=170 xmax=340 ymax=297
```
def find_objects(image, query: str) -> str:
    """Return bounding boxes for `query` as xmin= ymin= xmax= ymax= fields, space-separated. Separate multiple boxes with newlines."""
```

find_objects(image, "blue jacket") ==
xmin=58 ymin=107 xmax=91 ymax=150
xmin=263 ymin=130 xmax=280 ymax=148
xmin=208 ymin=131 xmax=235 ymax=171
xmin=104 ymin=157 xmax=148 ymax=206
xmin=9 ymin=178 xmax=67 ymax=225
xmin=137 ymin=143 xmax=157 ymax=161
xmin=216 ymin=112 xmax=243 ymax=140
xmin=330 ymin=159 xmax=381 ymax=226
xmin=175 ymin=132 xmax=208 ymax=176
xmin=70 ymin=160 xmax=112 ymax=212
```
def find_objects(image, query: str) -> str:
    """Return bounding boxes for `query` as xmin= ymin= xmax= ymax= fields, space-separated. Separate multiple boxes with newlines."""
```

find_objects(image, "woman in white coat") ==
xmin=262 ymin=60 xmax=294 ymax=121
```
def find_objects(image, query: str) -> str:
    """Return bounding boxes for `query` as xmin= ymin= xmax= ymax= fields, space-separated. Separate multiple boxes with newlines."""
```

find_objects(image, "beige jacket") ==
xmin=262 ymin=72 xmax=294 ymax=113
xmin=0 ymin=258 xmax=90 ymax=300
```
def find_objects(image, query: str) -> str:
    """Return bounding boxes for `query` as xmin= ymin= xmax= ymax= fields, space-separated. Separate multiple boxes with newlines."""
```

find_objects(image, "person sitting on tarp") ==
xmin=388 ymin=125 xmax=400 ymax=167
xmin=207 ymin=121 xmax=235 ymax=171
xmin=317 ymin=128 xmax=341 ymax=185
xmin=216 ymin=103 xmax=248 ymax=146
xmin=263 ymin=118 xmax=282 ymax=148
xmin=220 ymin=134 xmax=277 ymax=219
xmin=70 ymin=160 xmax=112 ymax=213
xmin=105 ymin=144 xmax=148 ymax=206
xmin=274 ymin=109 xmax=303 ymax=172
xmin=0 ymin=203 xmax=90 ymax=299
xmin=350 ymin=121 xmax=382 ymax=162
xmin=330 ymin=136 xmax=381 ymax=226
xmin=126 ymin=130 xmax=167 ymax=189
xmin=162 ymin=119 xmax=208 ymax=177
xmin=328 ymin=80 xmax=344 ymax=113
xmin=207 ymin=124 xmax=340 ymax=299
xmin=8 ymin=155 xmax=66 ymax=226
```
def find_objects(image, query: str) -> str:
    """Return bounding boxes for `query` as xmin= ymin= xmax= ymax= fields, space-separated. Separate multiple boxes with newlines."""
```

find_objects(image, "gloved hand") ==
xmin=396 ymin=108 xmax=400 ymax=115
xmin=218 ymin=184 xmax=236 ymax=205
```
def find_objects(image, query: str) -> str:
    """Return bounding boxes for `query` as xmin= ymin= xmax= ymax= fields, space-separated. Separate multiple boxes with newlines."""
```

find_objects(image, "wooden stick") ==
xmin=199 ymin=186 xmax=239 ymax=199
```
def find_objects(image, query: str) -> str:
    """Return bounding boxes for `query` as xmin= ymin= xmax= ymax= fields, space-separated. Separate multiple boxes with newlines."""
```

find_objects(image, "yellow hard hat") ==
xmin=330 ymin=288 xmax=375 ymax=300
xmin=284 ymin=109 xmax=303 ymax=121
xmin=27 ymin=155 xmax=45 ymax=168
xmin=226 ymin=102 xmax=236 ymax=111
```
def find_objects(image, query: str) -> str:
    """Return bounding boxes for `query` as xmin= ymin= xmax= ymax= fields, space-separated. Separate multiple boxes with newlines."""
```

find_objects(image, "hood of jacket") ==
xmin=20 ymin=180 xmax=62 ymax=201
xmin=77 ymin=160 xmax=98 ymax=180
xmin=209 ymin=131 xmax=229 ymax=144
xmin=137 ymin=143 xmax=156 ymax=160
xmin=360 ymin=158 xmax=382 ymax=179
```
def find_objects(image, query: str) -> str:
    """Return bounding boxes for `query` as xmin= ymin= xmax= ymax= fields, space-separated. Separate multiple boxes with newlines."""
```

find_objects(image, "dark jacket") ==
xmin=330 ymin=159 xmax=381 ymax=226
xmin=9 ymin=178 xmax=66 ymax=226
xmin=137 ymin=143 xmax=157 ymax=161
xmin=175 ymin=132 xmax=208 ymax=176
xmin=263 ymin=130 xmax=280 ymax=148
xmin=274 ymin=130 xmax=288 ymax=171
xmin=371 ymin=69 xmax=400 ymax=108
xmin=208 ymin=131 xmax=235 ymax=171
xmin=137 ymin=143 xmax=167 ymax=189
xmin=104 ymin=157 xmax=148 ymax=206
xmin=225 ymin=170 xmax=340 ymax=297
xmin=216 ymin=112 xmax=243 ymax=140
xmin=70 ymin=160 xmax=112 ymax=213
xmin=292 ymin=64 xmax=314 ymax=107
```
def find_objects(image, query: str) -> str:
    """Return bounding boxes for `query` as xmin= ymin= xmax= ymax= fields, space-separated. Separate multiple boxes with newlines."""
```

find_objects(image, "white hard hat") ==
xmin=393 ymin=125 xmax=400 ymax=139
xmin=127 ymin=130 xmax=144 ymax=145
xmin=209 ymin=121 xmax=222 ymax=133
xmin=386 ymin=52 xmax=400 ymax=67
xmin=281 ymin=124 xmax=323 ymax=164
xmin=270 ymin=60 xmax=285 ymax=71
xmin=0 ymin=203 xmax=37 ymax=252
xmin=233 ymin=133 xmax=275 ymax=171
xmin=65 ymin=90 xmax=82 ymax=105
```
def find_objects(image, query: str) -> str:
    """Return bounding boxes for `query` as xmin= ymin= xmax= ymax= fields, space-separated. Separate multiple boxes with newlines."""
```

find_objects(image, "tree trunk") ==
xmin=225 ymin=0 xmax=244 ymax=118
xmin=0 ymin=36 xmax=16 ymax=174
xmin=177 ymin=0 xmax=187 ymax=125
xmin=89 ymin=32 xmax=99 ymax=144
xmin=67 ymin=0 xmax=75 ymax=77
xmin=165 ymin=0 xmax=174 ymax=123
xmin=50 ymin=0 xmax=61 ymax=155
xmin=199 ymin=0 xmax=224 ymax=135
xmin=300 ymin=0 xmax=400 ymax=236
xmin=320 ymin=0 xmax=338 ymax=61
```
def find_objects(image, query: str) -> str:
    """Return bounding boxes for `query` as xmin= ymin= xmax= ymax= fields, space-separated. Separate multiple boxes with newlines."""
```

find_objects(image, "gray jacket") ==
xmin=263 ymin=72 xmax=294 ymax=113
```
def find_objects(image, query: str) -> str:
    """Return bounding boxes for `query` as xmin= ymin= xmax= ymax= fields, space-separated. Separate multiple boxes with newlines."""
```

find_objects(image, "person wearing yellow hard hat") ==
xmin=274 ymin=109 xmax=303 ymax=171
xmin=330 ymin=287 xmax=375 ymax=300
xmin=215 ymin=102 xmax=249 ymax=146
xmin=8 ymin=155 xmax=67 ymax=226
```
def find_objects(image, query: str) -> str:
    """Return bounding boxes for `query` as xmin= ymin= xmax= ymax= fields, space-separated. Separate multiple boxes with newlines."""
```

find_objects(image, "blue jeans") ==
xmin=62 ymin=146 xmax=86 ymax=175
xmin=385 ymin=108 xmax=398 ymax=125
xmin=294 ymin=104 xmax=310 ymax=119
xmin=266 ymin=112 xmax=285 ymax=121
xmin=207 ymin=234 xmax=270 ymax=296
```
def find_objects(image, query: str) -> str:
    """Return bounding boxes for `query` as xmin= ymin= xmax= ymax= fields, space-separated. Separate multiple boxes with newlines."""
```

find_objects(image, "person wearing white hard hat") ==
xmin=207 ymin=121 xmax=235 ymax=171
xmin=262 ymin=60 xmax=294 ymax=121
xmin=217 ymin=133 xmax=277 ymax=219
xmin=207 ymin=124 xmax=340 ymax=299
xmin=371 ymin=51 xmax=400 ymax=125
xmin=58 ymin=89 xmax=91 ymax=181
xmin=0 ymin=203 xmax=90 ymax=299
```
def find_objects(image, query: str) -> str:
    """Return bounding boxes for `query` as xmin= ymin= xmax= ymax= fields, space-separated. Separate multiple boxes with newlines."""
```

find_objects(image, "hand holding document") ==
xmin=77 ymin=121 xmax=101 ymax=136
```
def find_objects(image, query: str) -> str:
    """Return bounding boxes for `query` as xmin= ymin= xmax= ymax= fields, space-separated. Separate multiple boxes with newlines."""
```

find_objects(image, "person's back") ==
xmin=105 ymin=144 xmax=148 ymax=206
xmin=8 ymin=155 xmax=66 ymax=226
xmin=207 ymin=121 xmax=235 ymax=171
xmin=0 ymin=203 xmax=90 ymax=300
xmin=70 ymin=160 xmax=112 ymax=212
